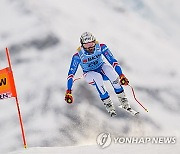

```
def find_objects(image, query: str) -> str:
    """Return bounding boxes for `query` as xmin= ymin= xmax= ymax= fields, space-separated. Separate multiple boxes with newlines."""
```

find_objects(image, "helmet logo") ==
xmin=80 ymin=32 xmax=96 ymax=44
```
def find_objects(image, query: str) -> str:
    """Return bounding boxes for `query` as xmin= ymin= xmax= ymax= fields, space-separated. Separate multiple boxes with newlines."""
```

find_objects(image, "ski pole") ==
xmin=73 ymin=75 xmax=83 ymax=83
xmin=128 ymin=84 xmax=148 ymax=112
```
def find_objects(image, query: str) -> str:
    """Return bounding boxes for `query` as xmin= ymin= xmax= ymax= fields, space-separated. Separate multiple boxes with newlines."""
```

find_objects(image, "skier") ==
xmin=65 ymin=32 xmax=137 ymax=117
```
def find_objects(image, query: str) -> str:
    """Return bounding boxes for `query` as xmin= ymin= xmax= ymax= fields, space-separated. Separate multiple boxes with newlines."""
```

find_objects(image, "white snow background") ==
xmin=0 ymin=0 xmax=180 ymax=153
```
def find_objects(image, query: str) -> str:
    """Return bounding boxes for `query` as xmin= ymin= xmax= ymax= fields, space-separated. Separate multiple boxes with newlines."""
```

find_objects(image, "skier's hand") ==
xmin=65 ymin=90 xmax=73 ymax=104
xmin=120 ymin=74 xmax=129 ymax=86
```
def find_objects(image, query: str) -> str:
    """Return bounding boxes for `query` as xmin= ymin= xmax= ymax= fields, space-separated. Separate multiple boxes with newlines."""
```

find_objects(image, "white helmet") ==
xmin=80 ymin=32 xmax=96 ymax=44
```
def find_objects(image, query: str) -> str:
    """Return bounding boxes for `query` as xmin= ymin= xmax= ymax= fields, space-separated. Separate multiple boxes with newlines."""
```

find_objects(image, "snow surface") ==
xmin=0 ymin=0 xmax=180 ymax=153
xmin=10 ymin=144 xmax=180 ymax=154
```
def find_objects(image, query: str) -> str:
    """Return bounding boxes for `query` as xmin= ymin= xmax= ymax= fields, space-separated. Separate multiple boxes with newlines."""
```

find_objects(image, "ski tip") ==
xmin=110 ymin=112 xmax=117 ymax=117
xmin=135 ymin=112 xmax=140 ymax=116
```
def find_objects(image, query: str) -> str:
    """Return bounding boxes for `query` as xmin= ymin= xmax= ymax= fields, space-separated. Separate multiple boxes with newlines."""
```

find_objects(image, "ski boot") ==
xmin=117 ymin=91 xmax=139 ymax=116
xmin=103 ymin=97 xmax=117 ymax=117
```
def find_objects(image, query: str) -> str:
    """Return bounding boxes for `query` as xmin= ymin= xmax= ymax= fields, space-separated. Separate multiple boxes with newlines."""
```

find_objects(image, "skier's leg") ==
xmin=84 ymin=71 xmax=109 ymax=100
xmin=101 ymin=63 xmax=130 ymax=110
xmin=101 ymin=63 xmax=123 ymax=93
xmin=84 ymin=71 xmax=116 ymax=117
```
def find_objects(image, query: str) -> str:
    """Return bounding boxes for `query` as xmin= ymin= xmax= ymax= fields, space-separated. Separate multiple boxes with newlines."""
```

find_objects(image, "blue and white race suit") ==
xmin=67 ymin=42 xmax=124 ymax=100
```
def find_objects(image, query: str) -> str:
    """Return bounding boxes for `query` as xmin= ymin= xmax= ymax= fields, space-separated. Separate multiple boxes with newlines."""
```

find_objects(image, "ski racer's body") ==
xmin=65 ymin=32 xmax=131 ymax=117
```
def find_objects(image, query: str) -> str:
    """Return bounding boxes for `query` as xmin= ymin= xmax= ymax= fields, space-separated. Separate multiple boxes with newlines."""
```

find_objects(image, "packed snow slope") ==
xmin=10 ymin=144 xmax=180 ymax=154
xmin=0 ymin=0 xmax=180 ymax=153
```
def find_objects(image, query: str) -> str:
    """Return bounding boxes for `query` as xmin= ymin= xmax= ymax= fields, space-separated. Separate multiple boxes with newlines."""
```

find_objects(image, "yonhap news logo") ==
xmin=96 ymin=132 xmax=176 ymax=148
xmin=96 ymin=132 xmax=112 ymax=148
xmin=113 ymin=136 xmax=176 ymax=144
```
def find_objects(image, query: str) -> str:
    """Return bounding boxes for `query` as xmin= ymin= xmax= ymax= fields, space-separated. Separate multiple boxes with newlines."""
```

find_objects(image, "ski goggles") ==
xmin=82 ymin=41 xmax=96 ymax=49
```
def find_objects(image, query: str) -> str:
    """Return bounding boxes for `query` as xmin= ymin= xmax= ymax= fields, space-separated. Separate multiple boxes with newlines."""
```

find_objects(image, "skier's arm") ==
xmin=101 ymin=44 xmax=123 ymax=76
xmin=65 ymin=53 xmax=80 ymax=104
xmin=67 ymin=53 xmax=80 ymax=90
xmin=101 ymin=44 xmax=129 ymax=85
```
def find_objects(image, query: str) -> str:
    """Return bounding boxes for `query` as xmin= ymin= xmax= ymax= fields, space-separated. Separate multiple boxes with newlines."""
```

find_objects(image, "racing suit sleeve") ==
xmin=67 ymin=53 xmax=81 ymax=90
xmin=101 ymin=44 xmax=123 ymax=76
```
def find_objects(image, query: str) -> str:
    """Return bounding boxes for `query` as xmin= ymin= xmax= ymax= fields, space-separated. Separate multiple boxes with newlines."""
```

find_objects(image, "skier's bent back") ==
xmin=65 ymin=32 xmax=131 ymax=117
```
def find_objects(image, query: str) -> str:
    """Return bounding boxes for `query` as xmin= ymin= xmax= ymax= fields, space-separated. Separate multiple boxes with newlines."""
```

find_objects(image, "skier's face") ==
xmin=82 ymin=41 xmax=95 ymax=53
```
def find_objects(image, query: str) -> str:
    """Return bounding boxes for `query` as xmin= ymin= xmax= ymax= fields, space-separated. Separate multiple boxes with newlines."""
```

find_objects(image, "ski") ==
xmin=109 ymin=110 xmax=117 ymax=117
xmin=127 ymin=108 xmax=139 ymax=116
xmin=119 ymin=106 xmax=139 ymax=116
